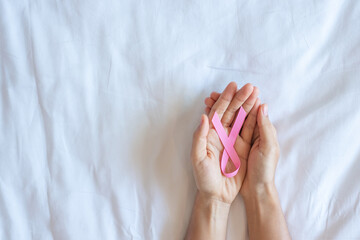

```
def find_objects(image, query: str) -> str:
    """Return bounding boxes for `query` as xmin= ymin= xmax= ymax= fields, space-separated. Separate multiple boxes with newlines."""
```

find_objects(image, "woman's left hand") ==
xmin=191 ymin=82 xmax=260 ymax=204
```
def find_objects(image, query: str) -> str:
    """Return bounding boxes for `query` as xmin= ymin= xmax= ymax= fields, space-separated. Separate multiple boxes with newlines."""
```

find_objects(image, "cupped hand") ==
xmin=205 ymin=92 xmax=280 ymax=199
xmin=240 ymin=104 xmax=280 ymax=198
xmin=191 ymin=82 xmax=259 ymax=204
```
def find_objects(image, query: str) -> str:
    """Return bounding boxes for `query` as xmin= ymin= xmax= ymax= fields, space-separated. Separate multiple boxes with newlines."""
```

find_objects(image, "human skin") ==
xmin=185 ymin=82 xmax=259 ymax=239
xmin=185 ymin=83 xmax=291 ymax=240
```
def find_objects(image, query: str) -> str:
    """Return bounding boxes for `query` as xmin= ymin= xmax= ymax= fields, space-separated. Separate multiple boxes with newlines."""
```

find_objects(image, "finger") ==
xmin=241 ymin=86 xmax=259 ymax=114
xmin=208 ymin=82 xmax=237 ymax=125
xmin=210 ymin=92 xmax=221 ymax=101
xmin=205 ymin=92 xmax=220 ymax=109
xmin=191 ymin=114 xmax=209 ymax=163
xmin=221 ymin=83 xmax=256 ymax=127
xmin=204 ymin=97 xmax=215 ymax=107
xmin=252 ymin=124 xmax=259 ymax=144
xmin=257 ymin=104 xmax=277 ymax=152
xmin=205 ymin=107 xmax=210 ymax=115
xmin=240 ymin=98 xmax=261 ymax=144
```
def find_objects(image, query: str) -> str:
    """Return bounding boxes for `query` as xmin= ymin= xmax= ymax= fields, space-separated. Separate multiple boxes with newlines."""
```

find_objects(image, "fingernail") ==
xmin=262 ymin=104 xmax=268 ymax=116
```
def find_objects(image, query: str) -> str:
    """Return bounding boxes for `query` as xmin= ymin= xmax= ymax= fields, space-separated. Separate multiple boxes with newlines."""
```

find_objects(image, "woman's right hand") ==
xmin=239 ymin=103 xmax=280 ymax=199
xmin=205 ymin=93 xmax=290 ymax=240
xmin=205 ymin=95 xmax=280 ymax=198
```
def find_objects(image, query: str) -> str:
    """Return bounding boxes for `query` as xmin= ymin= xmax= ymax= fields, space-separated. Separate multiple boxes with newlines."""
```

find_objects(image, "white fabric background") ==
xmin=1 ymin=0 xmax=360 ymax=239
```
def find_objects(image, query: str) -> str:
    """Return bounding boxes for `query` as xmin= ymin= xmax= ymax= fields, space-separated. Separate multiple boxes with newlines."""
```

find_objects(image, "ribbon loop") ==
xmin=211 ymin=107 xmax=246 ymax=178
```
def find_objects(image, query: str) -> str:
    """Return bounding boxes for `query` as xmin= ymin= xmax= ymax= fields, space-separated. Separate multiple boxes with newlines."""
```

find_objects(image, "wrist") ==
xmin=242 ymin=182 xmax=278 ymax=205
xmin=196 ymin=191 xmax=231 ymax=213
xmin=185 ymin=192 xmax=231 ymax=240
xmin=241 ymin=184 xmax=291 ymax=240
xmin=195 ymin=191 xmax=231 ymax=225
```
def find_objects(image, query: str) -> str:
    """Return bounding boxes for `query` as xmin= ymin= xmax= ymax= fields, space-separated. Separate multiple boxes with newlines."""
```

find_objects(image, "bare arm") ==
xmin=205 ymin=96 xmax=291 ymax=239
xmin=243 ymin=184 xmax=290 ymax=240
xmin=241 ymin=104 xmax=291 ymax=240
xmin=195 ymin=88 xmax=291 ymax=239
xmin=185 ymin=83 xmax=259 ymax=240
xmin=185 ymin=192 xmax=230 ymax=240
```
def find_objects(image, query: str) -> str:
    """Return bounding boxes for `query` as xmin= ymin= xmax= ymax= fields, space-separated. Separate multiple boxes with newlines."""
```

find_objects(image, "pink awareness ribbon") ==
xmin=211 ymin=107 xmax=247 ymax=178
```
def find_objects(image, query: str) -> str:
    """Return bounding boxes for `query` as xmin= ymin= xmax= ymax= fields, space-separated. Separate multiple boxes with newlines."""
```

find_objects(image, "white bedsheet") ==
xmin=1 ymin=0 xmax=360 ymax=239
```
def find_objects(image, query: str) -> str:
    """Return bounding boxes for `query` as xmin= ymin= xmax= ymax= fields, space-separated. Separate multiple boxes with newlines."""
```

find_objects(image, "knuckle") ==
xmin=235 ymin=94 xmax=246 ymax=104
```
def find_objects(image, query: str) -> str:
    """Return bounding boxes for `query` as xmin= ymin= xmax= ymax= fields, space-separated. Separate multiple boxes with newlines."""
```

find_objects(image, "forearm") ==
xmin=243 ymin=184 xmax=291 ymax=240
xmin=185 ymin=192 xmax=230 ymax=240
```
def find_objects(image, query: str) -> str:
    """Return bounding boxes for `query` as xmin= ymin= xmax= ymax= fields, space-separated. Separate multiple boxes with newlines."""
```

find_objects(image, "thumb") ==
xmin=257 ymin=104 xmax=276 ymax=151
xmin=191 ymin=114 xmax=209 ymax=163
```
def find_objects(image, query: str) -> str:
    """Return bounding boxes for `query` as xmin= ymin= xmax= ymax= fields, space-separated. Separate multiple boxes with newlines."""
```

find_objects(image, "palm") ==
xmin=196 ymin=127 xmax=250 ymax=204
xmin=240 ymin=130 xmax=278 ymax=197
xmin=191 ymin=82 xmax=260 ymax=204
xmin=240 ymin=138 xmax=260 ymax=196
